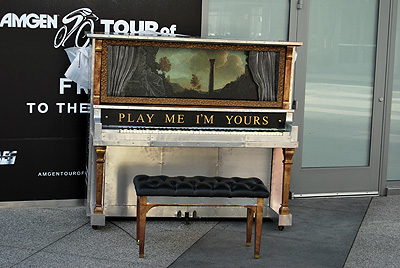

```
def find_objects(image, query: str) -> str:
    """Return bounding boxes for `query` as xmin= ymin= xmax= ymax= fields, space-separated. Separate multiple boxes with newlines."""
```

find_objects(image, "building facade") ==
xmin=0 ymin=0 xmax=399 ymax=204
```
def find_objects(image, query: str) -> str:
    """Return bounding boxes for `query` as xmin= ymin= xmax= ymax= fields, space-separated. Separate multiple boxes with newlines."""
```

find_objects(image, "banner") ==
xmin=0 ymin=0 xmax=201 ymax=201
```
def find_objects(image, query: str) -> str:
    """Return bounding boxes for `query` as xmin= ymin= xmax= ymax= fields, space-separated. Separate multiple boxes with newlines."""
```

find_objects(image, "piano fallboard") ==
xmin=92 ymin=105 xmax=298 ymax=148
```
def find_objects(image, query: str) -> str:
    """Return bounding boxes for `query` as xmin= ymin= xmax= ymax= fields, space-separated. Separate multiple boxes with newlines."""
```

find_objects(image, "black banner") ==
xmin=0 ymin=0 xmax=201 ymax=202
xmin=103 ymin=109 xmax=286 ymax=130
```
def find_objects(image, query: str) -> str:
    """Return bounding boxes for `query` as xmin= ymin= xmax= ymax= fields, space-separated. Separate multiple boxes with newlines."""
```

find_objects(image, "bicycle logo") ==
xmin=54 ymin=8 xmax=98 ymax=48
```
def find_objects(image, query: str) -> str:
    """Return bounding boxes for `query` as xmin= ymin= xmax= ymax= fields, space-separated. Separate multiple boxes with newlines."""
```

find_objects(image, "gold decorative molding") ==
xmin=283 ymin=46 xmax=295 ymax=109
xmin=93 ymin=40 xmax=103 ymax=105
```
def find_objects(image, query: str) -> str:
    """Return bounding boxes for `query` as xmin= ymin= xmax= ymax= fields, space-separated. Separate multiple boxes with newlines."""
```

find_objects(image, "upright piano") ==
xmin=86 ymin=33 xmax=302 ymax=228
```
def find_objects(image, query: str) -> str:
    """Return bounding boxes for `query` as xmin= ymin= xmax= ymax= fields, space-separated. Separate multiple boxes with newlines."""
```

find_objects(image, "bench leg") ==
xmin=246 ymin=208 xmax=255 ymax=246
xmin=136 ymin=196 xmax=140 ymax=245
xmin=137 ymin=196 xmax=147 ymax=258
xmin=254 ymin=198 xmax=264 ymax=259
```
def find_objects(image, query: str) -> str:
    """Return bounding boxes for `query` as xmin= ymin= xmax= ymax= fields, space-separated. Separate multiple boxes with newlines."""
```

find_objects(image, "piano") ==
xmin=86 ymin=33 xmax=302 ymax=228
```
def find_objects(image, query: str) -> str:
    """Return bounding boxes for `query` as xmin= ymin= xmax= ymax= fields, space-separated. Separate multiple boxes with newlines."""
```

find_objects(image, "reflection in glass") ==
xmin=302 ymin=0 xmax=378 ymax=167
xmin=207 ymin=0 xmax=289 ymax=41
xmin=387 ymin=3 xmax=400 ymax=180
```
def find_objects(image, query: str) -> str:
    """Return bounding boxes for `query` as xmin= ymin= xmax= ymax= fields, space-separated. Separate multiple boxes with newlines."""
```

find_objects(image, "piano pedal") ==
xmin=185 ymin=212 xmax=190 ymax=225
xmin=176 ymin=210 xmax=198 ymax=224
xmin=192 ymin=210 xmax=198 ymax=219
xmin=176 ymin=210 xmax=182 ymax=219
xmin=176 ymin=210 xmax=192 ymax=220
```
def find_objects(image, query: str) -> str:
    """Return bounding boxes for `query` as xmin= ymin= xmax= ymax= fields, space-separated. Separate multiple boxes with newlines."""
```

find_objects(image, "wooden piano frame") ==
xmin=86 ymin=34 xmax=301 ymax=229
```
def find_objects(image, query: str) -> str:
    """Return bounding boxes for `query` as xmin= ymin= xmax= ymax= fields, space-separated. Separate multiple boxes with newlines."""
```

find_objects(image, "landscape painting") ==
xmin=99 ymin=38 xmax=287 ymax=108
xmin=106 ymin=45 xmax=280 ymax=102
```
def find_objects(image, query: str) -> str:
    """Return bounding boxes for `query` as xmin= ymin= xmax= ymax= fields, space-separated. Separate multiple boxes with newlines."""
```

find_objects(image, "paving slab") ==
xmin=344 ymin=195 xmax=400 ymax=268
xmin=10 ymin=217 xmax=217 ymax=268
xmin=0 ymin=246 xmax=35 ymax=268
xmin=0 ymin=196 xmax=374 ymax=268
xmin=12 ymin=251 xmax=149 ymax=268
xmin=0 ymin=207 xmax=88 ymax=251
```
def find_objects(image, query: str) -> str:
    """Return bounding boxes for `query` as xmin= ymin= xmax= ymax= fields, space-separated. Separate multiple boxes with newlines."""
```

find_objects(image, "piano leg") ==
xmin=94 ymin=146 xmax=106 ymax=214
xmin=268 ymin=148 xmax=295 ymax=229
xmin=279 ymin=148 xmax=295 ymax=216
xmin=270 ymin=148 xmax=284 ymax=213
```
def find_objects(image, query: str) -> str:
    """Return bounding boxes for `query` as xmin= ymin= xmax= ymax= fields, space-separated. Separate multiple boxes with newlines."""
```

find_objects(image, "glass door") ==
xmin=291 ymin=0 xmax=391 ymax=196
xmin=203 ymin=0 xmax=393 ymax=196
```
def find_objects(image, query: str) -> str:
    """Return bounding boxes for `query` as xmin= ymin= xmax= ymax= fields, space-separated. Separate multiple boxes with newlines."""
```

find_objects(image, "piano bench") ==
xmin=133 ymin=174 xmax=270 ymax=259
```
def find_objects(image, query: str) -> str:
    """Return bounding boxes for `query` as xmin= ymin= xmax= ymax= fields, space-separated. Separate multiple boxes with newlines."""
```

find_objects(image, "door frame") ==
xmin=290 ymin=0 xmax=393 ymax=196
xmin=381 ymin=0 xmax=399 ymax=194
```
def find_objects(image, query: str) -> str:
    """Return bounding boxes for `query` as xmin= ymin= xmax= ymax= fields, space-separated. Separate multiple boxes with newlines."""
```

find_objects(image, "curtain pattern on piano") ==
xmin=107 ymin=45 xmax=141 ymax=96
xmin=248 ymin=51 xmax=279 ymax=101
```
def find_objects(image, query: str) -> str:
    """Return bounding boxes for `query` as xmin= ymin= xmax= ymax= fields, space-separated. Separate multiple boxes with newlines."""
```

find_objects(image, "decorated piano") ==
xmin=86 ymin=33 xmax=302 ymax=229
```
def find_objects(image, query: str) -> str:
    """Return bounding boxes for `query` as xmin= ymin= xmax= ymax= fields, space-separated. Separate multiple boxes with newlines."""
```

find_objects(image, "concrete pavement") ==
xmin=1 ymin=196 xmax=397 ymax=267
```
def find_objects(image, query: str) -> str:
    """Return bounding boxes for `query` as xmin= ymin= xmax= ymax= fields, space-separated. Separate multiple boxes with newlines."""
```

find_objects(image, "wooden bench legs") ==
xmin=246 ymin=198 xmax=264 ymax=258
xmin=136 ymin=196 xmax=148 ymax=258
xmin=136 ymin=196 xmax=264 ymax=259
xmin=246 ymin=208 xmax=255 ymax=247
xmin=254 ymin=198 xmax=264 ymax=258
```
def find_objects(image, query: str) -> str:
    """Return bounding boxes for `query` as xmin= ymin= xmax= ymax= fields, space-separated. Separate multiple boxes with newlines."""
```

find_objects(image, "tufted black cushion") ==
xmin=133 ymin=175 xmax=270 ymax=198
